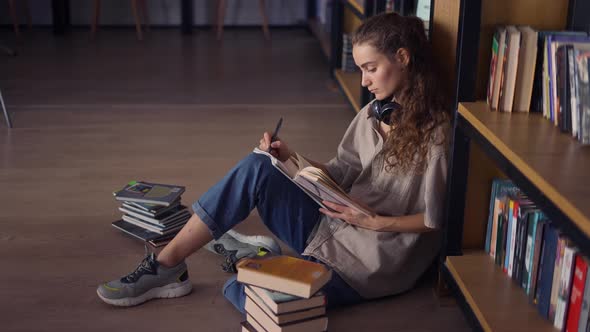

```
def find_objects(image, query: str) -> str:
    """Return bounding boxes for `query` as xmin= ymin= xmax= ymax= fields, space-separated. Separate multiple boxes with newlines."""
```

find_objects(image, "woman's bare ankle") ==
xmin=157 ymin=253 xmax=181 ymax=268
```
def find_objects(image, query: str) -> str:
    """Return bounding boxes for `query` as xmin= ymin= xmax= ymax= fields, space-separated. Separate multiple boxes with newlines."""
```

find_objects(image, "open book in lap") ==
xmin=253 ymin=148 xmax=373 ymax=217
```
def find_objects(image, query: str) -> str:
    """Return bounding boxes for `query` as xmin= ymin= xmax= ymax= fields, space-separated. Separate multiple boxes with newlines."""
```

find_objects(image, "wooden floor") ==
xmin=0 ymin=28 xmax=470 ymax=332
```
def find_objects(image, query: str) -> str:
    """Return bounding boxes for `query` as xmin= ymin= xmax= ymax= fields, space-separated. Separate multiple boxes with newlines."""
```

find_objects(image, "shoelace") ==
xmin=213 ymin=243 xmax=239 ymax=273
xmin=214 ymin=243 xmax=269 ymax=273
xmin=121 ymin=244 xmax=157 ymax=283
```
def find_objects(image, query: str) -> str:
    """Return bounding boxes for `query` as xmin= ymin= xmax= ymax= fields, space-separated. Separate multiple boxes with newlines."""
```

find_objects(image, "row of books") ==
xmin=384 ymin=1 xmax=430 ymax=38
xmin=486 ymin=26 xmax=590 ymax=144
xmin=484 ymin=179 xmax=590 ymax=331
xmin=110 ymin=181 xmax=190 ymax=247
xmin=237 ymin=255 xmax=332 ymax=332
xmin=341 ymin=33 xmax=357 ymax=73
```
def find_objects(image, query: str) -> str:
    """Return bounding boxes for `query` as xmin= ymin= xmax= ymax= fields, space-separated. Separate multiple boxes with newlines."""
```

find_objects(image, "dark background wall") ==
xmin=0 ymin=0 xmax=307 ymax=27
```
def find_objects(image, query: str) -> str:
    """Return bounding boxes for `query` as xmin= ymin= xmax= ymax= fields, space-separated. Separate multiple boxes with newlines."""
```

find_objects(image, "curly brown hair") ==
xmin=352 ymin=13 xmax=451 ymax=174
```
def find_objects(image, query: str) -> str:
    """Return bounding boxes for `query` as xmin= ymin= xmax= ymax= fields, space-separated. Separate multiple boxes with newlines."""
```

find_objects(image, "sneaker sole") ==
xmin=97 ymin=280 xmax=192 ymax=307
xmin=226 ymin=230 xmax=282 ymax=255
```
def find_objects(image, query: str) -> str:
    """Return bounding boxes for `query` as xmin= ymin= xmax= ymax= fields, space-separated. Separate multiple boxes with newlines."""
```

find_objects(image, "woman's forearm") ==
xmin=370 ymin=213 xmax=434 ymax=233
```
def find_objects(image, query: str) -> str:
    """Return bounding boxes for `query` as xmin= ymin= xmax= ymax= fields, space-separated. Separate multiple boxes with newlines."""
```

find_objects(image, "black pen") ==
xmin=268 ymin=117 xmax=283 ymax=153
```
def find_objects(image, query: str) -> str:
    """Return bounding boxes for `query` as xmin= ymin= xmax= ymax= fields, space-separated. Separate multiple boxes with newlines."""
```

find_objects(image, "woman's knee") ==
xmin=237 ymin=153 xmax=274 ymax=176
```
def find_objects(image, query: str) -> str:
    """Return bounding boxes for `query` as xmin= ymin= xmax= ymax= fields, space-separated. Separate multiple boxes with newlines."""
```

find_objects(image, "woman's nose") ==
xmin=361 ymin=73 xmax=370 ymax=87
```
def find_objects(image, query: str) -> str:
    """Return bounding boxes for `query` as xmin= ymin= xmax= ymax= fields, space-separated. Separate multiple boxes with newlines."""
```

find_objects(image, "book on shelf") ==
xmin=498 ymin=26 xmax=521 ymax=112
xmin=545 ymin=34 xmax=590 ymax=126
xmin=486 ymin=179 xmax=521 ymax=258
xmin=245 ymin=285 xmax=325 ymax=315
xmin=511 ymin=202 xmax=531 ymax=285
xmin=341 ymin=34 xmax=357 ymax=73
xmin=532 ymin=31 xmax=587 ymax=114
xmin=565 ymin=255 xmax=588 ymax=332
xmin=496 ymin=213 xmax=508 ymax=267
xmin=504 ymin=195 xmax=532 ymax=276
xmin=576 ymin=51 xmax=590 ymax=144
xmin=236 ymin=255 xmax=332 ymax=299
xmin=113 ymin=180 xmax=185 ymax=206
xmin=484 ymin=27 xmax=590 ymax=144
xmin=503 ymin=197 xmax=516 ymax=273
xmin=549 ymin=236 xmax=568 ymax=322
xmin=485 ymin=178 xmax=503 ymax=254
xmin=482 ymin=179 xmax=590 ymax=328
xmin=554 ymin=244 xmax=578 ymax=329
xmin=577 ymin=261 xmax=590 ymax=332
xmin=512 ymin=26 xmax=538 ymax=112
xmin=252 ymin=148 xmax=373 ymax=217
xmin=527 ymin=216 xmax=546 ymax=300
xmin=556 ymin=45 xmax=572 ymax=133
xmin=536 ymin=223 xmax=559 ymax=318
xmin=487 ymin=26 xmax=507 ymax=110
xmin=245 ymin=300 xmax=328 ymax=332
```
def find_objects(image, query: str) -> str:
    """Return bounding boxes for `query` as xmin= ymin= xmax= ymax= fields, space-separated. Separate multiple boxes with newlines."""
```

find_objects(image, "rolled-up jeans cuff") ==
xmin=192 ymin=200 xmax=224 ymax=240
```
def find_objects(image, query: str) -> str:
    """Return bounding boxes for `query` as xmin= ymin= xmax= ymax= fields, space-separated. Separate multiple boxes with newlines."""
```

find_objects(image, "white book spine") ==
xmin=554 ymin=246 xmax=577 ymax=329
xmin=508 ymin=211 xmax=519 ymax=277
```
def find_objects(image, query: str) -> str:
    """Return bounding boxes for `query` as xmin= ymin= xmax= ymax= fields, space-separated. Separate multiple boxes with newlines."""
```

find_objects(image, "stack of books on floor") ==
xmin=110 ymin=181 xmax=190 ymax=248
xmin=237 ymin=255 xmax=332 ymax=332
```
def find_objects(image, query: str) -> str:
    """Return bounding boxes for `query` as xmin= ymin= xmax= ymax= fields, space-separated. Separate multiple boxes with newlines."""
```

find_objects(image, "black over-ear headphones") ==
xmin=371 ymin=97 xmax=402 ymax=125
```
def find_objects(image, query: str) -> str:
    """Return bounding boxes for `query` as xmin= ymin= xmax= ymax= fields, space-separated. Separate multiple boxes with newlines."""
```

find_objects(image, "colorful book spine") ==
xmin=514 ymin=208 xmax=530 ymax=285
xmin=507 ymin=200 xmax=519 ymax=276
xmin=503 ymin=199 xmax=514 ymax=272
xmin=487 ymin=31 xmax=501 ymax=107
xmin=577 ymin=264 xmax=590 ymax=332
xmin=555 ymin=245 xmax=578 ymax=329
xmin=550 ymin=236 xmax=567 ymax=321
xmin=485 ymin=179 xmax=503 ymax=253
xmin=490 ymin=198 xmax=502 ymax=258
xmin=566 ymin=256 xmax=588 ymax=332
xmin=528 ymin=216 xmax=545 ymax=300
xmin=537 ymin=224 xmax=559 ymax=318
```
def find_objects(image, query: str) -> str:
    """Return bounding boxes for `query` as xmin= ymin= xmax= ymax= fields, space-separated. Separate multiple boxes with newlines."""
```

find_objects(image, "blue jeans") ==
xmin=193 ymin=153 xmax=363 ymax=313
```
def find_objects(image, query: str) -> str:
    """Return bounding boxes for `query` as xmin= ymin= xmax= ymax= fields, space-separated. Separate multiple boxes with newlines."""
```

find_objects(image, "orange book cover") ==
xmin=237 ymin=256 xmax=332 ymax=299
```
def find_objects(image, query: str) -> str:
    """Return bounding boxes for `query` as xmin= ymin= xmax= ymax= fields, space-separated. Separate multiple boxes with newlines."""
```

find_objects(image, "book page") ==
xmin=252 ymin=148 xmax=372 ymax=216
xmin=252 ymin=148 xmax=299 ymax=178
xmin=295 ymin=174 xmax=372 ymax=216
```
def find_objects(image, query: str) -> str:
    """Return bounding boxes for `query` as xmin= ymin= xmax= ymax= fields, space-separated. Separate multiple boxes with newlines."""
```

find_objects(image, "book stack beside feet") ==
xmin=237 ymin=255 xmax=332 ymax=332
xmin=110 ymin=181 xmax=190 ymax=248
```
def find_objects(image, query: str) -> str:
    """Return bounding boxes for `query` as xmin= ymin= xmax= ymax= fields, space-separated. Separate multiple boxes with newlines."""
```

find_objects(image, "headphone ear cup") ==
xmin=381 ymin=103 xmax=397 ymax=115
xmin=377 ymin=101 xmax=401 ymax=125
xmin=371 ymin=100 xmax=383 ymax=121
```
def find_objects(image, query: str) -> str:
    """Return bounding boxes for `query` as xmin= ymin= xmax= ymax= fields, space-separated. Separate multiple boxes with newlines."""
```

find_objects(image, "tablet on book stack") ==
xmin=111 ymin=181 xmax=190 ymax=247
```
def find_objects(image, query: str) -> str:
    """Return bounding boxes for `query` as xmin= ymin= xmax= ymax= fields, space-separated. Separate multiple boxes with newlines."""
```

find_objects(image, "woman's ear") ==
xmin=395 ymin=48 xmax=410 ymax=69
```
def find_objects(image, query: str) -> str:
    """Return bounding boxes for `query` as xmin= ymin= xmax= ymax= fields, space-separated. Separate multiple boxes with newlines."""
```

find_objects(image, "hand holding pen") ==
xmin=267 ymin=117 xmax=283 ymax=153
xmin=258 ymin=117 xmax=292 ymax=162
